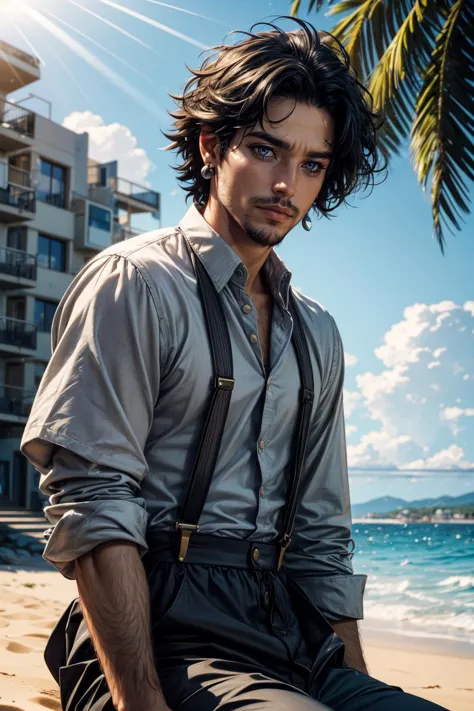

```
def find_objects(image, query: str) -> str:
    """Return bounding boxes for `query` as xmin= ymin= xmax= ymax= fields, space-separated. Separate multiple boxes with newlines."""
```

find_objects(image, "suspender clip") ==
xmin=216 ymin=377 xmax=235 ymax=390
xmin=176 ymin=521 xmax=199 ymax=562
xmin=277 ymin=534 xmax=291 ymax=571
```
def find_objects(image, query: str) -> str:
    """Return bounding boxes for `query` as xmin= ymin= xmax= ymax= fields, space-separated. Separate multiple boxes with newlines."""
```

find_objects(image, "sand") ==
xmin=0 ymin=565 xmax=472 ymax=711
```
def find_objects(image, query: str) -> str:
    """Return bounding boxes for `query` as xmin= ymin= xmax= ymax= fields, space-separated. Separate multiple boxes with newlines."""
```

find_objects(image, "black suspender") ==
xmin=175 ymin=242 xmax=235 ymax=562
xmin=176 ymin=236 xmax=314 ymax=569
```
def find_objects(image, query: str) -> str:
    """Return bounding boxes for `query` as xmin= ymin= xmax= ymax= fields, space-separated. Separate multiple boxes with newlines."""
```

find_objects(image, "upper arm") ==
xmin=21 ymin=253 xmax=161 ymax=480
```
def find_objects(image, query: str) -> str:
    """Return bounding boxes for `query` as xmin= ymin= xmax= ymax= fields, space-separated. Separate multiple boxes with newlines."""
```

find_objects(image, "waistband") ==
xmin=144 ymin=529 xmax=282 ymax=571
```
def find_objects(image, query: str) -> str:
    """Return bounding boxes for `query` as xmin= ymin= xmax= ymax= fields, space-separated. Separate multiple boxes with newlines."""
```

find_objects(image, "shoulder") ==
xmin=290 ymin=285 xmax=344 ymax=390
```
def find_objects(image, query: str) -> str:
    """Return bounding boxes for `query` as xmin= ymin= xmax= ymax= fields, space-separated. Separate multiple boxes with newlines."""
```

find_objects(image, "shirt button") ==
xmin=259 ymin=440 xmax=265 ymax=450
xmin=264 ymin=590 xmax=270 ymax=607
xmin=249 ymin=333 xmax=258 ymax=344
xmin=242 ymin=303 xmax=252 ymax=314
xmin=253 ymin=548 xmax=260 ymax=561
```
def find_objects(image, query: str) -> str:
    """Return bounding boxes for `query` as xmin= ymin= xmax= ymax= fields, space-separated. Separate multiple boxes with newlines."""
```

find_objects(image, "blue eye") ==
xmin=250 ymin=145 xmax=274 ymax=159
xmin=305 ymin=161 xmax=323 ymax=175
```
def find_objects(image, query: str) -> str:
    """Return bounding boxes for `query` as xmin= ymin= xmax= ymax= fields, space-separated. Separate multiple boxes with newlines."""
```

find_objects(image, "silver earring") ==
xmin=201 ymin=164 xmax=215 ymax=179
xmin=302 ymin=213 xmax=312 ymax=232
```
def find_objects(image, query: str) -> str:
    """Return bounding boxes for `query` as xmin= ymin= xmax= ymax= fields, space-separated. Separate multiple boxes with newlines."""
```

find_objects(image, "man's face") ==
xmin=213 ymin=97 xmax=334 ymax=247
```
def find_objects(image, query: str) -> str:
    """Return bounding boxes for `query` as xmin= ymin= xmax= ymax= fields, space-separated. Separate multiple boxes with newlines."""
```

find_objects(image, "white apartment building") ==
xmin=0 ymin=41 xmax=160 ymax=510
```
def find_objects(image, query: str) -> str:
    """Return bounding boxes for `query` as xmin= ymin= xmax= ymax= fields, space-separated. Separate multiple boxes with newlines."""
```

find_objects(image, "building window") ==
xmin=37 ymin=235 xmax=66 ymax=271
xmin=7 ymin=226 xmax=27 ymax=251
xmin=37 ymin=159 xmax=67 ymax=208
xmin=89 ymin=204 xmax=111 ymax=231
xmin=34 ymin=362 xmax=47 ymax=388
xmin=34 ymin=299 xmax=58 ymax=333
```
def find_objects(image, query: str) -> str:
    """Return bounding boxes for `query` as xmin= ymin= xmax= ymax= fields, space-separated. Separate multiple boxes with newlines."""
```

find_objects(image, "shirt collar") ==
xmin=178 ymin=204 xmax=292 ymax=307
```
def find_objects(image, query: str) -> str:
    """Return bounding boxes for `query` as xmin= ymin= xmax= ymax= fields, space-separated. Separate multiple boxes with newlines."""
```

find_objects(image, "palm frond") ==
xmin=290 ymin=0 xmax=333 ymax=16
xmin=411 ymin=0 xmax=474 ymax=252
xmin=367 ymin=0 xmax=442 ymax=155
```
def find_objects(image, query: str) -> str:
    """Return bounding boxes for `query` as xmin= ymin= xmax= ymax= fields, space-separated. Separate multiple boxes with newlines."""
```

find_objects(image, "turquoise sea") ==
xmin=352 ymin=523 xmax=474 ymax=646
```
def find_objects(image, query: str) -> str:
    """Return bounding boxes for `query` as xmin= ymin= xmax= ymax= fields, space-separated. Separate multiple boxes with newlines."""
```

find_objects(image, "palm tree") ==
xmin=291 ymin=0 xmax=474 ymax=253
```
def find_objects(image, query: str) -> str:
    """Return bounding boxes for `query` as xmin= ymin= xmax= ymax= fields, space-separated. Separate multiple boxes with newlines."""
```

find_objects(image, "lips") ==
xmin=257 ymin=206 xmax=292 ymax=221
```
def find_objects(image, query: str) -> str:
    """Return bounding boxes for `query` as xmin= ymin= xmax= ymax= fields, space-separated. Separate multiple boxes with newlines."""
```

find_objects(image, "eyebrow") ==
xmin=246 ymin=131 xmax=332 ymax=160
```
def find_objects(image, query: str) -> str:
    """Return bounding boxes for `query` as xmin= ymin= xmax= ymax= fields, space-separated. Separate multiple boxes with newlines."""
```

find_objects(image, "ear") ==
xmin=199 ymin=126 xmax=220 ymax=168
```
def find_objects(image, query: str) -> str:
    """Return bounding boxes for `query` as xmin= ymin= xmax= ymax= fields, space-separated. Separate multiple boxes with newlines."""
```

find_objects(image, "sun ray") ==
xmin=40 ymin=34 xmax=94 ymax=108
xmin=44 ymin=9 xmax=158 ymax=85
xmin=142 ymin=0 xmax=228 ymax=27
xmin=64 ymin=0 xmax=162 ymax=56
xmin=11 ymin=18 xmax=47 ymax=66
xmin=96 ymin=0 xmax=209 ymax=50
xmin=18 ymin=3 xmax=168 ymax=122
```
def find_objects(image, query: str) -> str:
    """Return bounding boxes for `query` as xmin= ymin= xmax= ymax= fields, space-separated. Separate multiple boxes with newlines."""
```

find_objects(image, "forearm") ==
xmin=74 ymin=540 xmax=167 ymax=711
xmin=331 ymin=619 xmax=368 ymax=674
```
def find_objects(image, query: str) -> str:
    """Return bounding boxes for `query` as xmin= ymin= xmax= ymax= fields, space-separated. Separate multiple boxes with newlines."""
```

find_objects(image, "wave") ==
xmin=437 ymin=575 xmax=474 ymax=591
xmin=364 ymin=601 xmax=474 ymax=634
xmin=365 ymin=578 xmax=411 ymax=594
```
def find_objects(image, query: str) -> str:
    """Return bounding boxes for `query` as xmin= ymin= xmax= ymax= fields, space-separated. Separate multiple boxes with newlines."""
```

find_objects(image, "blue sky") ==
xmin=2 ymin=0 xmax=473 ymax=504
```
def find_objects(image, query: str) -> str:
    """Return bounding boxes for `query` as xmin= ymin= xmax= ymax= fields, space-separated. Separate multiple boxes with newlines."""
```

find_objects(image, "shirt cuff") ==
xmin=41 ymin=499 xmax=149 ymax=580
xmin=290 ymin=573 xmax=367 ymax=621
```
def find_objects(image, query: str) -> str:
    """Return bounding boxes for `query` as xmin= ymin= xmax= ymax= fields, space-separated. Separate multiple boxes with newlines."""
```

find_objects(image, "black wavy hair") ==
xmin=163 ymin=16 xmax=386 ymax=215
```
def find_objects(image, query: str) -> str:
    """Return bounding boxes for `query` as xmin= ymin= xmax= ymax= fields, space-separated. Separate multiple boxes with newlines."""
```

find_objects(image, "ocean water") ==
xmin=351 ymin=523 xmax=474 ymax=646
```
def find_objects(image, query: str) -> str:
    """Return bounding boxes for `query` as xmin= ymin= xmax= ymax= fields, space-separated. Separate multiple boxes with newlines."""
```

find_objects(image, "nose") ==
xmin=271 ymin=166 xmax=297 ymax=202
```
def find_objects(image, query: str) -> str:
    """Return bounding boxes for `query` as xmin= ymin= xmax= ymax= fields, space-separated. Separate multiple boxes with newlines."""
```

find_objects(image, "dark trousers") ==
xmin=47 ymin=534 xmax=449 ymax=711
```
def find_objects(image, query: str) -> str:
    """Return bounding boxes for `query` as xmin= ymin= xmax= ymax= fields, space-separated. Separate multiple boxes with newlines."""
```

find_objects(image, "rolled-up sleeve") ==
xmin=21 ymin=254 xmax=161 ymax=579
xmin=284 ymin=315 xmax=367 ymax=621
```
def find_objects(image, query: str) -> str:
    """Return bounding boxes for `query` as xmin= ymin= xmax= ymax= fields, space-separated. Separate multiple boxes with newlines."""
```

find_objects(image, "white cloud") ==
xmin=404 ymin=445 xmax=474 ymax=470
xmin=349 ymin=300 xmax=474 ymax=471
xmin=344 ymin=352 xmax=358 ymax=367
xmin=440 ymin=407 xmax=474 ymax=422
xmin=347 ymin=431 xmax=422 ymax=469
xmin=346 ymin=425 xmax=358 ymax=436
xmin=62 ymin=111 xmax=155 ymax=186
xmin=343 ymin=389 xmax=362 ymax=418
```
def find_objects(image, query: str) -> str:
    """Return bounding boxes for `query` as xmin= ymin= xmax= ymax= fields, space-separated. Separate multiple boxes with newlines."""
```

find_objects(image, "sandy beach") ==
xmin=0 ymin=565 xmax=472 ymax=711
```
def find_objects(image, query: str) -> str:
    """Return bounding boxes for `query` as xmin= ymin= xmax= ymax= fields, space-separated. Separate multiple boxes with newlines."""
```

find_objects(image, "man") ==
xmin=21 ymin=17 xmax=448 ymax=711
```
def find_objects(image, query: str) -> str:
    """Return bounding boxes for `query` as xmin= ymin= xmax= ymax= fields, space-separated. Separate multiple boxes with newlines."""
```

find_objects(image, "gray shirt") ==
xmin=21 ymin=204 xmax=366 ymax=621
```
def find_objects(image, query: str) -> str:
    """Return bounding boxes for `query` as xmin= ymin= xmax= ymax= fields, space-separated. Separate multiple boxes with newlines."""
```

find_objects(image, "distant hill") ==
xmin=351 ymin=492 xmax=474 ymax=518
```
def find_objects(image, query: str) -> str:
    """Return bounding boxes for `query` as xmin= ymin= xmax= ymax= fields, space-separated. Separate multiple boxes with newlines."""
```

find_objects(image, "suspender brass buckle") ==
xmin=216 ymin=377 xmax=235 ymax=390
xmin=277 ymin=534 xmax=291 ymax=571
xmin=176 ymin=522 xmax=199 ymax=562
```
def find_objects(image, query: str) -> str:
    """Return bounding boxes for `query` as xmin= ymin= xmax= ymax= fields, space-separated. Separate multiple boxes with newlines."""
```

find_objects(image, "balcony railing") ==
xmin=0 ymin=184 xmax=36 ymax=212
xmin=0 ymin=316 xmax=37 ymax=350
xmin=0 ymin=384 xmax=35 ymax=419
xmin=113 ymin=225 xmax=141 ymax=243
xmin=0 ymin=99 xmax=35 ymax=139
xmin=8 ymin=164 xmax=32 ymax=189
xmin=0 ymin=247 xmax=37 ymax=281
xmin=110 ymin=177 xmax=160 ymax=210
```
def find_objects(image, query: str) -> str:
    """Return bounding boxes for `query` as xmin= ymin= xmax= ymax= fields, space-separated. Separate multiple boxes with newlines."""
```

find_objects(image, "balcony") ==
xmin=0 ymin=99 xmax=35 ymax=150
xmin=0 ymin=384 xmax=35 ymax=423
xmin=9 ymin=164 xmax=32 ymax=189
xmin=0 ymin=183 xmax=36 ymax=223
xmin=0 ymin=40 xmax=41 ymax=94
xmin=110 ymin=177 xmax=160 ymax=215
xmin=0 ymin=316 xmax=37 ymax=356
xmin=112 ymin=224 xmax=141 ymax=244
xmin=0 ymin=247 xmax=37 ymax=289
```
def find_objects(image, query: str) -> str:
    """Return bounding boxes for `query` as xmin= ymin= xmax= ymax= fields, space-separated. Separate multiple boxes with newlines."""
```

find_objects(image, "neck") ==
xmin=201 ymin=195 xmax=271 ymax=295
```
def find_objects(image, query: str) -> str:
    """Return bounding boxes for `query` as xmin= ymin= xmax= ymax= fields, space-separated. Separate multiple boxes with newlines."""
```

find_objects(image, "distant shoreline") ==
xmin=352 ymin=518 xmax=473 ymax=524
